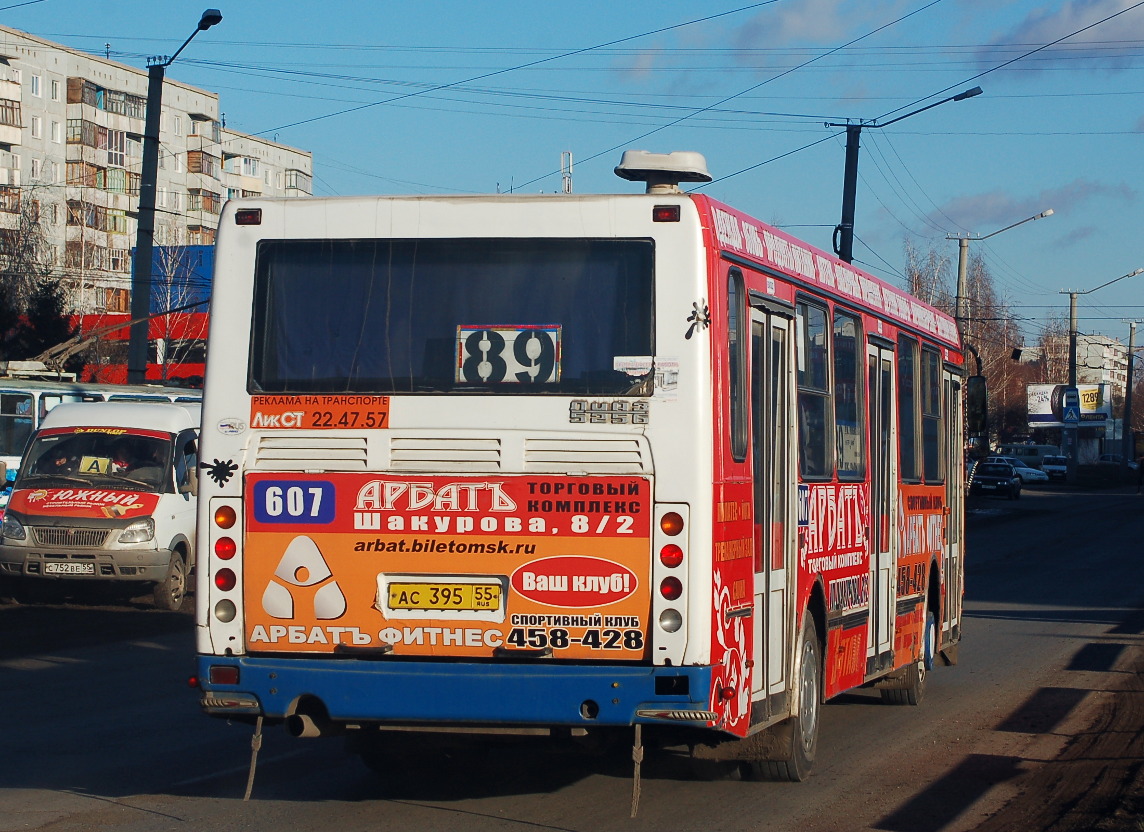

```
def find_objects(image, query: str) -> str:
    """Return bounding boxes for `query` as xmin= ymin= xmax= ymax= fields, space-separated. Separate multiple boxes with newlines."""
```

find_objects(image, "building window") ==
xmin=188 ymin=150 xmax=219 ymax=177
xmin=50 ymin=120 xmax=60 ymax=143
xmin=107 ymin=129 xmax=126 ymax=167
xmin=31 ymin=158 xmax=42 ymax=179
xmin=50 ymin=79 xmax=60 ymax=101
xmin=30 ymin=116 xmax=42 ymax=138
xmin=0 ymin=186 xmax=19 ymax=214
xmin=242 ymin=157 xmax=259 ymax=177
xmin=30 ymin=74 xmax=41 ymax=97
xmin=109 ymin=248 xmax=130 ymax=272
xmin=187 ymin=188 xmax=221 ymax=214
xmin=285 ymin=169 xmax=312 ymax=194
xmin=174 ymin=153 xmax=183 ymax=173
xmin=0 ymin=99 xmax=20 ymax=128
xmin=172 ymin=115 xmax=182 ymax=136
xmin=105 ymin=288 xmax=129 ymax=312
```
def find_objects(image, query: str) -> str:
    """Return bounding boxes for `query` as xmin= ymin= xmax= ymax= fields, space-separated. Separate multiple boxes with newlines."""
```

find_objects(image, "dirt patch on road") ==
xmin=973 ymin=635 xmax=1144 ymax=831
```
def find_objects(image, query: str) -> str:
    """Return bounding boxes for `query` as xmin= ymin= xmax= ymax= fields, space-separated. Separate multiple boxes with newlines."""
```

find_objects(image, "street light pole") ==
xmin=127 ymin=9 xmax=222 ymax=385
xmin=1123 ymin=321 xmax=1138 ymax=467
xmin=827 ymin=86 xmax=982 ymax=264
xmin=949 ymin=209 xmax=1053 ymax=333
xmin=1060 ymin=267 xmax=1144 ymax=483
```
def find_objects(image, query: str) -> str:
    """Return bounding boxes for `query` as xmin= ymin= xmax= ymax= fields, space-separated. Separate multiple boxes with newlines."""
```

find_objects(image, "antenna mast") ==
xmin=561 ymin=151 xmax=573 ymax=194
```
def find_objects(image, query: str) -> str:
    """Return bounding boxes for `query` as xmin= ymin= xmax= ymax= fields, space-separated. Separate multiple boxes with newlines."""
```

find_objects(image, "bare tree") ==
xmin=0 ymin=184 xmax=73 ymax=359
xmin=151 ymin=221 xmax=207 ymax=381
xmin=904 ymin=237 xmax=1032 ymax=442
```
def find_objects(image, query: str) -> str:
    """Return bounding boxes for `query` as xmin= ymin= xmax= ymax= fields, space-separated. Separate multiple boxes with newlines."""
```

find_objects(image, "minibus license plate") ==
xmin=387 ymin=582 xmax=501 ymax=611
xmin=44 ymin=562 xmax=95 ymax=575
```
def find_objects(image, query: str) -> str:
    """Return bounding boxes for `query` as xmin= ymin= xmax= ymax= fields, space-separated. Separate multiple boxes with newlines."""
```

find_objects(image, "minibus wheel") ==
xmin=153 ymin=550 xmax=187 ymax=611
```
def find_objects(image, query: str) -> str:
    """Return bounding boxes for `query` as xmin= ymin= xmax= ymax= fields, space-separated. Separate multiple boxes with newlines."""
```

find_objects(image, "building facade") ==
xmin=0 ymin=24 xmax=311 ymax=318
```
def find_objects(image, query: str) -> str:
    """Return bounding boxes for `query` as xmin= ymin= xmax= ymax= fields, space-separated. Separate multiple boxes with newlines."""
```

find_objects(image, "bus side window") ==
xmin=796 ymin=299 xmax=832 ymax=479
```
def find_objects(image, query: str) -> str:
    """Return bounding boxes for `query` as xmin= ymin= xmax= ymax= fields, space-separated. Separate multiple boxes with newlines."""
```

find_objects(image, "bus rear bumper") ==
xmin=197 ymin=655 xmax=714 ymax=728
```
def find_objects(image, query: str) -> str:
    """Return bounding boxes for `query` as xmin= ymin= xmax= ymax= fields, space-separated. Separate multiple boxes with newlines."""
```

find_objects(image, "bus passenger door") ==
xmin=866 ymin=344 xmax=896 ymax=664
xmin=751 ymin=311 xmax=794 ymax=703
xmin=942 ymin=373 xmax=963 ymax=647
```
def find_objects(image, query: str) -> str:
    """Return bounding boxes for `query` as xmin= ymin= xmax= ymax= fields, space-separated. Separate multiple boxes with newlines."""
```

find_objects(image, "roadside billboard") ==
xmin=1027 ymin=383 xmax=1111 ymax=428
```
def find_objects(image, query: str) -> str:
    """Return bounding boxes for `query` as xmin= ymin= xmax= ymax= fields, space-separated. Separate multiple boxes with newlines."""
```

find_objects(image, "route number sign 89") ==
xmin=456 ymin=325 xmax=561 ymax=384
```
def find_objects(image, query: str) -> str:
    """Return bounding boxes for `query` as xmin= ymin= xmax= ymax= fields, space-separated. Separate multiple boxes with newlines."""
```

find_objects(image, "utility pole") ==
xmin=827 ymin=86 xmax=982 ymax=263
xmin=1060 ymin=268 xmax=1144 ymax=484
xmin=127 ymin=9 xmax=222 ymax=384
xmin=1063 ymin=289 xmax=1080 ymax=483
xmin=1123 ymin=320 xmax=1138 ymax=467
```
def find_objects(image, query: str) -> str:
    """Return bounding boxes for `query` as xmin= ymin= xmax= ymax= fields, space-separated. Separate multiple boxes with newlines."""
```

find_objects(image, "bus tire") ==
xmin=881 ymin=608 xmax=934 ymax=706
xmin=748 ymin=614 xmax=821 ymax=781
xmin=153 ymin=550 xmax=188 ymax=611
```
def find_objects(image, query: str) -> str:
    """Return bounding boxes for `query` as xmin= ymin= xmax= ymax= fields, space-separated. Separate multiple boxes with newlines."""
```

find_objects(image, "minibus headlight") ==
xmin=119 ymin=517 xmax=155 ymax=544
xmin=1 ymin=513 xmax=26 ymax=541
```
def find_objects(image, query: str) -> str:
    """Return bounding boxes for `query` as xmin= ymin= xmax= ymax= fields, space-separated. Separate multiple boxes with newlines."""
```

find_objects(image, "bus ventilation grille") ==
xmin=524 ymin=438 xmax=647 ymax=474
xmin=389 ymin=437 xmax=502 ymax=472
xmin=253 ymin=436 xmax=368 ymax=470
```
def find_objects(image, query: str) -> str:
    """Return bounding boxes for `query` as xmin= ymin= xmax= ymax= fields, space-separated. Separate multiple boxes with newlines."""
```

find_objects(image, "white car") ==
xmin=1041 ymin=455 xmax=1068 ymax=480
xmin=986 ymin=456 xmax=1049 ymax=483
xmin=1098 ymin=454 xmax=1139 ymax=471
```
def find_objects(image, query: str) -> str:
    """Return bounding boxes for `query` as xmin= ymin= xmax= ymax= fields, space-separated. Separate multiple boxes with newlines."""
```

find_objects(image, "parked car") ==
xmin=994 ymin=444 xmax=1060 ymax=470
xmin=969 ymin=461 xmax=1022 ymax=499
xmin=1041 ymin=455 xmax=1068 ymax=480
xmin=1098 ymin=454 xmax=1139 ymax=471
xmin=986 ymin=456 xmax=1049 ymax=484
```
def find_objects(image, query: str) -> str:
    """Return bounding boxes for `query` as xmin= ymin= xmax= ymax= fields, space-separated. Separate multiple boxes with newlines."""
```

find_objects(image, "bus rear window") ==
xmin=249 ymin=238 xmax=655 ymax=395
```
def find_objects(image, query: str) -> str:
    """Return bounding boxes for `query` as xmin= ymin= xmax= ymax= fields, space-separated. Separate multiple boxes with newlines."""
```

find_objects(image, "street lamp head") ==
xmin=953 ymin=86 xmax=983 ymax=101
xmin=198 ymin=9 xmax=223 ymax=30
xmin=1038 ymin=209 xmax=1054 ymax=219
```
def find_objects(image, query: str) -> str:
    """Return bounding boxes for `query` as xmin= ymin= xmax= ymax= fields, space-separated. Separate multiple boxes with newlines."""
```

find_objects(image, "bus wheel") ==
xmin=881 ymin=609 xmax=934 ymax=706
xmin=747 ymin=615 xmax=821 ymax=782
xmin=153 ymin=551 xmax=187 ymax=611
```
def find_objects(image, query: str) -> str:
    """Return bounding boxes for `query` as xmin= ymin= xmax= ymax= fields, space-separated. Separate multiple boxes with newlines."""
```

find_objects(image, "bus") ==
xmin=194 ymin=150 xmax=969 ymax=784
xmin=0 ymin=377 xmax=202 ymax=473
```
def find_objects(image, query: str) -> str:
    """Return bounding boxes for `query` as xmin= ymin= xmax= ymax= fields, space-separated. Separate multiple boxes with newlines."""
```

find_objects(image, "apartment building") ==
xmin=1021 ymin=333 xmax=1130 ymax=396
xmin=0 ymin=24 xmax=312 ymax=315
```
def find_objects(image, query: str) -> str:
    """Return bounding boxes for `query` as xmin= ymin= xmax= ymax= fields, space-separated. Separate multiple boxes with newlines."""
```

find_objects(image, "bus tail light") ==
xmin=660 ymin=512 xmax=684 ymax=536
xmin=209 ymin=665 xmax=240 ymax=685
xmin=214 ymin=505 xmax=236 ymax=529
xmin=652 ymin=504 xmax=689 ymax=666
xmin=660 ymin=544 xmax=683 ymax=568
xmin=234 ymin=208 xmax=262 ymax=225
xmin=205 ymin=497 xmax=243 ymax=649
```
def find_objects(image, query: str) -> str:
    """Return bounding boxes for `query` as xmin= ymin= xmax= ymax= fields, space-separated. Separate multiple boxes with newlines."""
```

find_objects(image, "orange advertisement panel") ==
xmin=7 ymin=488 xmax=159 ymax=519
xmin=249 ymin=395 xmax=390 ymax=430
xmin=242 ymin=473 xmax=652 ymax=660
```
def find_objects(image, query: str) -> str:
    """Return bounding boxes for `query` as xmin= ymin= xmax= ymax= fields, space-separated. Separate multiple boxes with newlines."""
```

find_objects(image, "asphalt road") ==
xmin=1 ymin=484 xmax=1141 ymax=831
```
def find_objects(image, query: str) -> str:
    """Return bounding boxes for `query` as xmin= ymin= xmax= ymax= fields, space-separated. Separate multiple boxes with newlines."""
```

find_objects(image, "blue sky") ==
xmin=8 ymin=0 xmax=1144 ymax=346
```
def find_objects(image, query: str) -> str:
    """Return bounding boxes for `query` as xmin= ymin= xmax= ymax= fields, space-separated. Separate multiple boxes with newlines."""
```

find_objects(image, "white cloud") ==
xmin=933 ymin=179 xmax=1135 ymax=230
xmin=976 ymin=0 xmax=1144 ymax=72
